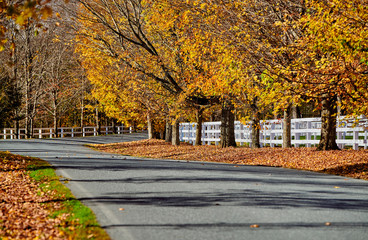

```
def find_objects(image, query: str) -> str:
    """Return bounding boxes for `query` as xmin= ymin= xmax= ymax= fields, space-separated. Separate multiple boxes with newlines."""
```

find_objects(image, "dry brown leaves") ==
xmin=93 ymin=139 xmax=368 ymax=180
xmin=0 ymin=154 xmax=66 ymax=240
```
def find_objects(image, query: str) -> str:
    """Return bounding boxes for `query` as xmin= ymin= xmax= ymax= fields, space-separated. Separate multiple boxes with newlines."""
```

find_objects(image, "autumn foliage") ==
xmin=1 ymin=0 xmax=367 ymax=150
xmin=92 ymin=139 xmax=368 ymax=181
xmin=74 ymin=0 xmax=368 ymax=149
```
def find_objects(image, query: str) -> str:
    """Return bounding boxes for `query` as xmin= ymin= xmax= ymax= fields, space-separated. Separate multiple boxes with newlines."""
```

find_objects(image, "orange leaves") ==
xmin=94 ymin=139 xmax=368 ymax=181
xmin=0 ymin=153 xmax=66 ymax=239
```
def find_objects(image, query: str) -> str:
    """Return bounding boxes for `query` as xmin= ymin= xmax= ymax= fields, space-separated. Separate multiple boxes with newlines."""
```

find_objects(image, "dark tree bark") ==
xmin=95 ymin=107 xmax=101 ymax=135
xmin=292 ymin=105 xmax=301 ymax=119
xmin=317 ymin=94 xmax=340 ymax=150
xmin=53 ymin=92 xmax=58 ymax=138
xmin=147 ymin=113 xmax=154 ymax=139
xmin=53 ymin=111 xmax=58 ymax=138
xmin=11 ymin=27 xmax=21 ymax=139
xmin=195 ymin=107 xmax=204 ymax=146
xmin=220 ymin=100 xmax=236 ymax=148
xmin=112 ymin=118 xmax=117 ymax=134
xmin=24 ymin=26 xmax=33 ymax=139
xmin=14 ymin=117 xmax=20 ymax=139
xmin=250 ymin=98 xmax=260 ymax=148
xmin=81 ymin=97 xmax=84 ymax=129
xmin=172 ymin=119 xmax=180 ymax=146
xmin=165 ymin=118 xmax=172 ymax=142
xmin=283 ymin=104 xmax=292 ymax=148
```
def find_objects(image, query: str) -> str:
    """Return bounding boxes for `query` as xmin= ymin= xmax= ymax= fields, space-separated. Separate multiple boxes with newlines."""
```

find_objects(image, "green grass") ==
xmin=26 ymin=158 xmax=111 ymax=240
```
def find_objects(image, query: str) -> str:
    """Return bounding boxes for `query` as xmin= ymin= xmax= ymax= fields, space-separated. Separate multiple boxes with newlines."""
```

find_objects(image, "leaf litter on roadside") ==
xmin=0 ymin=153 xmax=66 ymax=239
xmin=92 ymin=139 xmax=368 ymax=180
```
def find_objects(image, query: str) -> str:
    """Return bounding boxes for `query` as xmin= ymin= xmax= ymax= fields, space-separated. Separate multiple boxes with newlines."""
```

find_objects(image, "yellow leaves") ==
xmin=274 ymin=21 xmax=283 ymax=27
xmin=40 ymin=6 xmax=52 ymax=20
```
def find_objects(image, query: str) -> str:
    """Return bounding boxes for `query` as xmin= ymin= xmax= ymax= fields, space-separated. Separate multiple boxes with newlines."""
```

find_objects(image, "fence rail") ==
xmin=180 ymin=116 xmax=368 ymax=150
xmin=0 ymin=125 xmax=133 ymax=140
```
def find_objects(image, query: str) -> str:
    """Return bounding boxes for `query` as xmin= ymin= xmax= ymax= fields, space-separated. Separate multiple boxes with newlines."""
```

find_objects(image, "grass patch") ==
xmin=27 ymin=158 xmax=110 ymax=240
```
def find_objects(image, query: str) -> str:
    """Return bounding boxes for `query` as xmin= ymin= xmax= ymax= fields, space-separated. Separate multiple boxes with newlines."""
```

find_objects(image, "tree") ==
xmin=0 ymin=70 xmax=21 ymax=128
xmin=0 ymin=0 xmax=54 ymax=50
xmin=0 ymin=1 xmax=91 ymax=137
xmin=281 ymin=0 xmax=368 ymax=150
xmin=74 ymin=0 xmax=224 ymax=145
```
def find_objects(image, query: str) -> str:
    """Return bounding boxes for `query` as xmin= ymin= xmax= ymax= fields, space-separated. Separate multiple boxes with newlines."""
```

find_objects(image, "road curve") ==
xmin=1 ymin=133 xmax=368 ymax=240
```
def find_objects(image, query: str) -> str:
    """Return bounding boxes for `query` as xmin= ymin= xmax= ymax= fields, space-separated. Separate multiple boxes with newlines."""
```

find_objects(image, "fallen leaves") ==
xmin=0 ymin=153 xmax=66 ymax=239
xmin=92 ymin=139 xmax=368 ymax=180
xmin=0 ymin=152 xmax=111 ymax=240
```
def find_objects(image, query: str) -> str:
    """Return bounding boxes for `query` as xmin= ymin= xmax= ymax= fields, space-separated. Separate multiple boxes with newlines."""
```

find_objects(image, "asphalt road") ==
xmin=1 ymin=133 xmax=368 ymax=240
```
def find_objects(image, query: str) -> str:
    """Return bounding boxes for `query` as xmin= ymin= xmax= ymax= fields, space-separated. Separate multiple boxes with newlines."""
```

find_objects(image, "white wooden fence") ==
xmin=180 ymin=116 xmax=368 ymax=150
xmin=0 ymin=125 xmax=133 ymax=140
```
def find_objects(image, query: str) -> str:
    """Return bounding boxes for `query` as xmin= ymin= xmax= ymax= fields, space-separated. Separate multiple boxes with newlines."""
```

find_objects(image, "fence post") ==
xmin=364 ymin=128 xmax=367 ymax=150
xmin=129 ymin=126 xmax=133 ymax=134
xmin=10 ymin=129 xmax=13 ymax=140
xmin=38 ymin=129 xmax=42 ymax=139
xmin=353 ymin=128 xmax=359 ymax=150
xmin=270 ymin=122 xmax=275 ymax=148
xmin=305 ymin=121 xmax=311 ymax=148
xmin=71 ymin=128 xmax=74 ymax=138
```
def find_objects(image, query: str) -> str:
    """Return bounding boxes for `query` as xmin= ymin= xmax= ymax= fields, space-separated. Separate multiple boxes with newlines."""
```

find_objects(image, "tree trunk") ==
xmin=95 ymin=107 xmax=101 ymax=135
xmin=24 ymin=25 xmax=33 ymax=139
xmin=283 ymin=104 xmax=292 ymax=148
xmin=14 ymin=117 xmax=20 ymax=139
xmin=25 ymin=113 xmax=31 ymax=138
xmin=30 ymin=118 xmax=34 ymax=138
xmin=317 ymin=95 xmax=340 ymax=150
xmin=53 ymin=113 xmax=58 ymax=138
xmin=165 ymin=118 xmax=172 ymax=143
xmin=147 ymin=113 xmax=154 ymax=139
xmin=220 ymin=100 xmax=236 ymax=148
xmin=53 ymin=93 xmax=58 ymax=138
xmin=292 ymin=105 xmax=301 ymax=119
xmin=11 ymin=27 xmax=20 ymax=139
xmin=112 ymin=118 xmax=117 ymax=134
xmin=250 ymin=98 xmax=260 ymax=148
xmin=172 ymin=119 xmax=180 ymax=146
xmin=195 ymin=107 xmax=204 ymax=146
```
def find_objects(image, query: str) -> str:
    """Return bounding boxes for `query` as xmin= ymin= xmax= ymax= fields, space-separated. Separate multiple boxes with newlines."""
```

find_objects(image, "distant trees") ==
xmin=0 ymin=1 xmax=101 ymax=137
xmin=0 ymin=71 xmax=21 ymax=129
xmin=0 ymin=0 xmax=54 ymax=50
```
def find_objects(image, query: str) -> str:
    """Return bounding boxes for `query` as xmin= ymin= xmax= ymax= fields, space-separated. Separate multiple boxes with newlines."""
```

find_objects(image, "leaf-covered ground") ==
xmin=92 ymin=139 xmax=368 ymax=181
xmin=0 ymin=152 xmax=110 ymax=240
